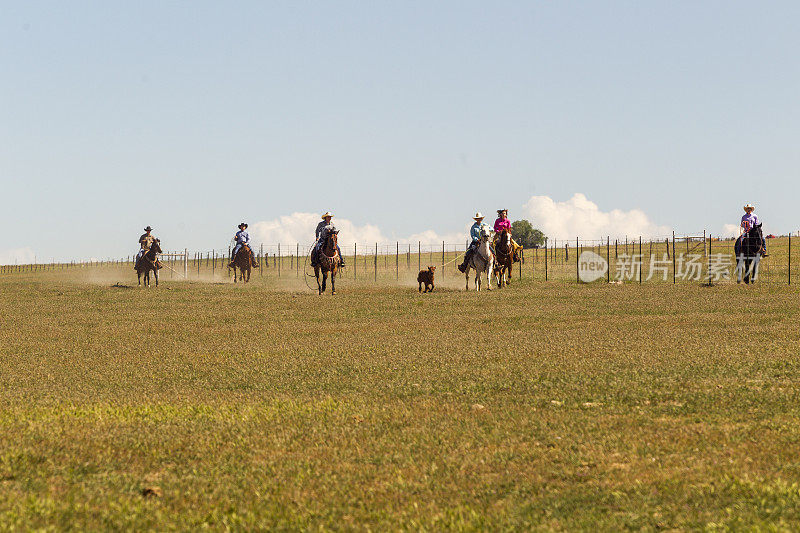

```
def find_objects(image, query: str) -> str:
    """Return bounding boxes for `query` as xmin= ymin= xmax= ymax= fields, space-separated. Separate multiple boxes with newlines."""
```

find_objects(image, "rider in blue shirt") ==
xmin=458 ymin=212 xmax=489 ymax=273
xmin=312 ymin=212 xmax=345 ymax=267
xmin=229 ymin=223 xmax=259 ymax=267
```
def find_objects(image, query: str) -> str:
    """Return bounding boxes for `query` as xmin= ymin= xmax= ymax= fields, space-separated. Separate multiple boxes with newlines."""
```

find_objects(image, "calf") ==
xmin=417 ymin=266 xmax=436 ymax=293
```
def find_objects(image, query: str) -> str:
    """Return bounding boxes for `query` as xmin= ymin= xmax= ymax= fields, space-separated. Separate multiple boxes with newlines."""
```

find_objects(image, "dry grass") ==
xmin=1 ymin=268 xmax=800 ymax=530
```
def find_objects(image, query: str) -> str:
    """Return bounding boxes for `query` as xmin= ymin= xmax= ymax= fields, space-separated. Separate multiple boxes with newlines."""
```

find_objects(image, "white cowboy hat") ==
xmin=321 ymin=212 xmax=333 ymax=219
xmin=473 ymin=212 xmax=485 ymax=220
xmin=743 ymin=204 xmax=755 ymax=211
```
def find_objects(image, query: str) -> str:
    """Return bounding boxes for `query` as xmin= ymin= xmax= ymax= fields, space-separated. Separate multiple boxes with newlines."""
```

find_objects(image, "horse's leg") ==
xmin=331 ymin=270 xmax=336 ymax=295
xmin=154 ymin=268 xmax=158 ymax=287
xmin=137 ymin=270 xmax=141 ymax=287
xmin=315 ymin=266 xmax=322 ymax=294
xmin=751 ymin=255 xmax=761 ymax=283
xmin=486 ymin=264 xmax=493 ymax=291
xmin=322 ymin=270 xmax=328 ymax=293
xmin=736 ymin=255 xmax=744 ymax=283
xmin=465 ymin=270 xmax=469 ymax=291
xmin=246 ymin=267 xmax=250 ymax=282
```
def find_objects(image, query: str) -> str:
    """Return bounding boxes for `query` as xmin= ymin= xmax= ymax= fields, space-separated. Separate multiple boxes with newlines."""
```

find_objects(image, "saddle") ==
xmin=235 ymin=244 xmax=257 ymax=267
xmin=135 ymin=253 xmax=161 ymax=271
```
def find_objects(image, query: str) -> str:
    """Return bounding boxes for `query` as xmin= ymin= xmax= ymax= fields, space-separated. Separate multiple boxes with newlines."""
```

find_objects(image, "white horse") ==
xmin=466 ymin=227 xmax=494 ymax=291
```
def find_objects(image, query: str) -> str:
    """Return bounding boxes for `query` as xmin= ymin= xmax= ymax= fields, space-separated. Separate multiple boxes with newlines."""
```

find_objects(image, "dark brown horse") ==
xmin=314 ymin=231 xmax=340 ymax=294
xmin=136 ymin=239 xmax=162 ymax=287
xmin=493 ymin=229 xmax=513 ymax=288
xmin=232 ymin=244 xmax=254 ymax=283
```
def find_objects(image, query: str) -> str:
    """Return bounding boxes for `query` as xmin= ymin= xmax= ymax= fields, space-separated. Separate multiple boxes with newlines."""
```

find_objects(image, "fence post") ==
xmin=396 ymin=242 xmax=399 ymax=281
xmin=544 ymin=238 xmax=548 ymax=281
xmin=575 ymin=237 xmax=579 ymax=283
xmin=703 ymin=230 xmax=707 ymax=259
xmin=418 ymin=241 xmax=421 ymax=273
xmin=672 ymin=231 xmax=676 ymax=284
xmin=789 ymin=233 xmax=792 ymax=285
xmin=607 ymin=236 xmax=610 ymax=283
xmin=374 ymin=243 xmax=378 ymax=282
xmin=278 ymin=244 xmax=281 ymax=277
xmin=639 ymin=237 xmax=642 ymax=284
xmin=354 ymin=243 xmax=357 ymax=280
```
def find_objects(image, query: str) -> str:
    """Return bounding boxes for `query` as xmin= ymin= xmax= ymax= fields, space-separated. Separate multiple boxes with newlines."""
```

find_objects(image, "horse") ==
xmin=465 ymin=226 xmax=494 ymax=291
xmin=231 ymin=244 xmax=254 ymax=283
xmin=493 ymin=229 xmax=513 ymax=288
xmin=314 ymin=230 xmax=340 ymax=294
xmin=135 ymin=239 xmax=162 ymax=288
xmin=734 ymin=223 xmax=764 ymax=284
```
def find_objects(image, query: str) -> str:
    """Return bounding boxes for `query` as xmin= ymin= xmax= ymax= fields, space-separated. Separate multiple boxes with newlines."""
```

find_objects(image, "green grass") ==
xmin=1 ymin=269 xmax=800 ymax=530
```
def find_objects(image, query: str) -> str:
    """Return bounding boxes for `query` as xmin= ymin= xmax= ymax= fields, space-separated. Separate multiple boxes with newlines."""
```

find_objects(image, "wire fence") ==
xmin=2 ymin=232 xmax=798 ymax=285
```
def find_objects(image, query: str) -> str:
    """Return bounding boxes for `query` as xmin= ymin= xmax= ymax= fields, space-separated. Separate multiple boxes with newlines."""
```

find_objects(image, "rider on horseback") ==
xmin=134 ymin=226 xmax=162 ymax=271
xmin=493 ymin=209 xmax=522 ymax=262
xmin=741 ymin=204 xmax=767 ymax=257
xmin=312 ymin=212 xmax=345 ymax=267
xmin=458 ymin=212 xmax=490 ymax=273
xmin=229 ymin=223 xmax=259 ymax=268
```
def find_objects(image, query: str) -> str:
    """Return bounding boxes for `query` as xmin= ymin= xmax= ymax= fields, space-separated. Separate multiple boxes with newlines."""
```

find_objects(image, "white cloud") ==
xmin=522 ymin=193 xmax=671 ymax=240
xmin=406 ymin=229 xmax=469 ymax=246
xmin=0 ymin=247 xmax=36 ymax=265
xmin=250 ymin=212 xmax=387 ymax=246
xmin=720 ymin=224 xmax=740 ymax=238
xmin=250 ymin=212 xmax=468 ymax=248
xmin=251 ymin=195 xmax=673 ymax=252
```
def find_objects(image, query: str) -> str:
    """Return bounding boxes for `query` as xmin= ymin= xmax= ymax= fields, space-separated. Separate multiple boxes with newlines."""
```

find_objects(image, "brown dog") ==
xmin=417 ymin=266 xmax=436 ymax=292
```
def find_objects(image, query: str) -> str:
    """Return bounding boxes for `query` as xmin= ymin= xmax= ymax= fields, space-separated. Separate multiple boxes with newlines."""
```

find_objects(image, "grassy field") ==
xmin=2 ymin=266 xmax=800 ymax=530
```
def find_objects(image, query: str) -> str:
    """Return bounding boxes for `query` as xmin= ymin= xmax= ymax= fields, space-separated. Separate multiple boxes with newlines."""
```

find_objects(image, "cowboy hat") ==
xmin=743 ymin=204 xmax=755 ymax=211
xmin=143 ymin=226 xmax=153 ymax=232
xmin=473 ymin=212 xmax=485 ymax=220
xmin=238 ymin=222 xmax=248 ymax=229
xmin=321 ymin=212 xmax=333 ymax=219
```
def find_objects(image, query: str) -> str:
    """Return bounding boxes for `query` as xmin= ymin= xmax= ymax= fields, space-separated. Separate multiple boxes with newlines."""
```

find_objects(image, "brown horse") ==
xmin=136 ymin=239 xmax=162 ymax=287
xmin=494 ymin=229 xmax=513 ymax=288
xmin=314 ymin=231 xmax=340 ymax=294
xmin=232 ymin=244 xmax=255 ymax=283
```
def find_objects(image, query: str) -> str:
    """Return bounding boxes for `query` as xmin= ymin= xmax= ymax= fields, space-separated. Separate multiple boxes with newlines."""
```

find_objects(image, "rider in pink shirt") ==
xmin=494 ymin=215 xmax=511 ymax=233
xmin=493 ymin=209 xmax=521 ymax=261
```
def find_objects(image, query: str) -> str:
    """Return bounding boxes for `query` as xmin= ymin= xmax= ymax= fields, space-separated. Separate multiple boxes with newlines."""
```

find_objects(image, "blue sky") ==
xmin=2 ymin=1 xmax=798 ymax=262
